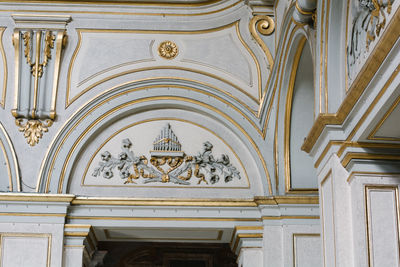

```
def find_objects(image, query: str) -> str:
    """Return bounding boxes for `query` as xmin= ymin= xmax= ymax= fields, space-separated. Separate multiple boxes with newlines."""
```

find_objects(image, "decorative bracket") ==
xmin=11 ymin=15 xmax=71 ymax=146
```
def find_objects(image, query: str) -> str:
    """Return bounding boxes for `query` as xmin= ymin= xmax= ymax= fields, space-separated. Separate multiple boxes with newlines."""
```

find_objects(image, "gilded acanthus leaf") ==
xmin=15 ymin=119 xmax=53 ymax=146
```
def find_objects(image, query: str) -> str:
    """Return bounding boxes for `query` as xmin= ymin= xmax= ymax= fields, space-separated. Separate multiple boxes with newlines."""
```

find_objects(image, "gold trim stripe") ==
xmin=302 ymin=7 xmax=400 ymax=153
xmin=67 ymin=216 xmax=262 ymax=222
xmin=0 ymin=1 xmax=242 ymax=17
xmin=0 ymin=193 xmax=74 ymax=202
xmin=261 ymin=215 xmax=319 ymax=220
xmin=368 ymin=93 xmax=400 ymax=141
xmin=341 ymin=153 xmax=400 ymax=168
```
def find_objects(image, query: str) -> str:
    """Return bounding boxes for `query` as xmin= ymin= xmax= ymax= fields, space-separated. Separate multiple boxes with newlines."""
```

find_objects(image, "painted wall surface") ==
xmin=0 ymin=0 xmax=398 ymax=266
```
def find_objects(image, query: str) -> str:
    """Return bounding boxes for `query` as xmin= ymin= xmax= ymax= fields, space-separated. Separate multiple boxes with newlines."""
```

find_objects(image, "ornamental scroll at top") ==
xmin=92 ymin=123 xmax=241 ymax=185
xmin=347 ymin=0 xmax=394 ymax=84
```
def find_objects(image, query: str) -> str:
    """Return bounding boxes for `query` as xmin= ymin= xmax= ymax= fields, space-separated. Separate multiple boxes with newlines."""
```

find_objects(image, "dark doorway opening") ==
xmin=97 ymin=241 xmax=237 ymax=267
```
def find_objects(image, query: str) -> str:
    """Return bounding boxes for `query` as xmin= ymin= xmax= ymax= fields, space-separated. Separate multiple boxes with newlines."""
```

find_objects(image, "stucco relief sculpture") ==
xmin=92 ymin=124 xmax=241 ymax=185
xmin=347 ymin=0 xmax=393 ymax=82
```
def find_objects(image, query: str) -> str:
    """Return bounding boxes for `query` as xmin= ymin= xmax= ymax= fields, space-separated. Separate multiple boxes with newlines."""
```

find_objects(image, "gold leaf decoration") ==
xmin=158 ymin=41 xmax=178 ymax=59
xmin=15 ymin=118 xmax=53 ymax=146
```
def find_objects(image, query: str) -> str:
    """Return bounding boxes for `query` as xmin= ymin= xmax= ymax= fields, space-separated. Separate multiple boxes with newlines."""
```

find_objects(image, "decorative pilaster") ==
xmin=12 ymin=15 xmax=71 ymax=146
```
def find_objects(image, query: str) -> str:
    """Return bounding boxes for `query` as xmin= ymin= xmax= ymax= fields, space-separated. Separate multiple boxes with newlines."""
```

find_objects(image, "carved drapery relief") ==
xmin=347 ymin=0 xmax=394 ymax=83
xmin=12 ymin=15 xmax=70 ymax=146
xmin=92 ymin=124 xmax=241 ymax=185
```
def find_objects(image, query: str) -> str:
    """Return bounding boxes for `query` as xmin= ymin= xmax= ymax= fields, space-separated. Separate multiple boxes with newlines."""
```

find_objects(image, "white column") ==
xmin=237 ymin=247 xmax=263 ymax=267
xmin=63 ymin=224 xmax=97 ymax=267
xmin=318 ymin=154 xmax=354 ymax=267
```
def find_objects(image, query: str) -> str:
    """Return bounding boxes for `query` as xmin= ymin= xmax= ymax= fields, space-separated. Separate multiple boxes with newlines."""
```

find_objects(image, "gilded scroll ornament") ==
xmin=15 ymin=118 xmax=53 ymax=146
xmin=158 ymin=41 xmax=178 ymax=59
xmin=92 ymin=124 xmax=241 ymax=185
xmin=256 ymin=16 xmax=275 ymax=36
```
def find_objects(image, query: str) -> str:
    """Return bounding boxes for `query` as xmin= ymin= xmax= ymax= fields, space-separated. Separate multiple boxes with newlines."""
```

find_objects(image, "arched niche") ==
xmin=0 ymin=122 xmax=20 ymax=192
xmin=38 ymin=81 xmax=270 ymax=198
xmin=284 ymin=38 xmax=317 ymax=193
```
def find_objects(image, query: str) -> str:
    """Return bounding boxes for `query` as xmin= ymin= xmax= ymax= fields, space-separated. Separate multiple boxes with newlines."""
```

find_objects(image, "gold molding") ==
xmin=231 ymin=233 xmax=263 ymax=252
xmin=7 ymin=211 xmax=64 ymax=218
xmin=0 ymin=193 xmax=74 ymax=202
xmin=255 ymin=196 xmax=319 ymax=205
xmin=81 ymin=117 xmax=250 ymax=189
xmin=73 ymin=197 xmax=257 ymax=207
xmin=0 ymin=140 xmax=12 ymax=192
xmin=262 ymin=216 xmax=319 ymax=220
xmin=272 ymin=22 xmax=302 ymax=192
xmin=0 ymin=122 xmax=20 ymax=191
xmin=364 ymin=185 xmax=400 ymax=267
xmin=249 ymin=15 xmax=275 ymax=69
xmin=0 ymin=28 xmax=6 ymax=109
xmin=314 ymin=140 xmax=343 ymax=169
xmin=0 ymin=233 xmax=51 ymax=267
xmin=341 ymin=152 xmax=400 ymax=168
xmin=42 ymin=95 xmax=271 ymax=195
xmin=347 ymin=171 xmax=400 ymax=183
xmin=67 ymin=216 xmax=261 ymax=222
xmin=72 ymin=196 xmax=319 ymax=206
xmin=367 ymin=93 xmax=400 ymax=141
xmin=66 ymin=21 xmax=263 ymax=107
xmin=337 ymin=142 xmax=400 ymax=158
xmin=0 ymin=0 xmax=221 ymax=7
xmin=302 ymin=8 xmax=400 ymax=153
xmin=283 ymin=36 xmax=317 ymax=194
xmin=0 ymin=1 xmax=242 ymax=17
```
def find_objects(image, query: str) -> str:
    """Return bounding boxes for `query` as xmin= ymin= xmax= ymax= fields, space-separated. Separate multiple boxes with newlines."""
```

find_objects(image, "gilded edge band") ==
xmin=43 ymin=95 xmax=272 ymax=195
xmin=367 ymin=93 xmax=400 ymax=141
xmin=0 ymin=28 xmax=7 ymax=109
xmin=302 ymin=7 xmax=400 ymax=153
xmin=364 ymin=185 xmax=400 ymax=267
xmin=0 ymin=193 xmax=319 ymax=205
xmin=283 ymin=36 xmax=316 ymax=194
xmin=66 ymin=21 xmax=262 ymax=108
xmin=0 ymin=0 xmax=242 ymax=17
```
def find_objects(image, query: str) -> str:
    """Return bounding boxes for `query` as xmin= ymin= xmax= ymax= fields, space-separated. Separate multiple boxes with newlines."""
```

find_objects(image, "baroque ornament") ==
xmin=92 ymin=124 xmax=241 ymax=185
xmin=347 ymin=0 xmax=393 ymax=78
xmin=22 ymin=30 xmax=55 ymax=78
xmin=158 ymin=41 xmax=178 ymax=59
xmin=15 ymin=118 xmax=53 ymax=146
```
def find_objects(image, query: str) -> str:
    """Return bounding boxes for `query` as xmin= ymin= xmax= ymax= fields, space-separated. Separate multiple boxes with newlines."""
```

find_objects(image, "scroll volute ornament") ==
xmin=11 ymin=15 xmax=70 ymax=146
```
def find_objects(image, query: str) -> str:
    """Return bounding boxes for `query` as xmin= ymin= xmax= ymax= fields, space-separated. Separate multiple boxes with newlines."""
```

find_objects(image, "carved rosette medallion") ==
xmin=158 ymin=41 xmax=178 ymax=59
xmin=92 ymin=124 xmax=241 ymax=185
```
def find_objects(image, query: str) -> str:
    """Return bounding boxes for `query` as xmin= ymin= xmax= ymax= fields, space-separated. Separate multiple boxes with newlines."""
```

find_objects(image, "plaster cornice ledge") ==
xmin=0 ymin=193 xmax=75 ymax=202
xmin=301 ymin=6 xmax=400 ymax=153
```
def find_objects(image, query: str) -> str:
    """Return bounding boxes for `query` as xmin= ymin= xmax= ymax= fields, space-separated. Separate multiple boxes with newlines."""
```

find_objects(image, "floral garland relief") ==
xmin=92 ymin=124 xmax=241 ymax=185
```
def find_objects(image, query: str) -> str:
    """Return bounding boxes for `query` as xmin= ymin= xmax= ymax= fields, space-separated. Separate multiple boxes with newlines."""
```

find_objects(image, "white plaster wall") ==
xmin=0 ymin=223 xmax=64 ymax=267
xmin=319 ymin=154 xmax=354 ymax=267
xmin=263 ymin=223 xmax=321 ymax=267
xmin=349 ymin=173 xmax=400 ymax=267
